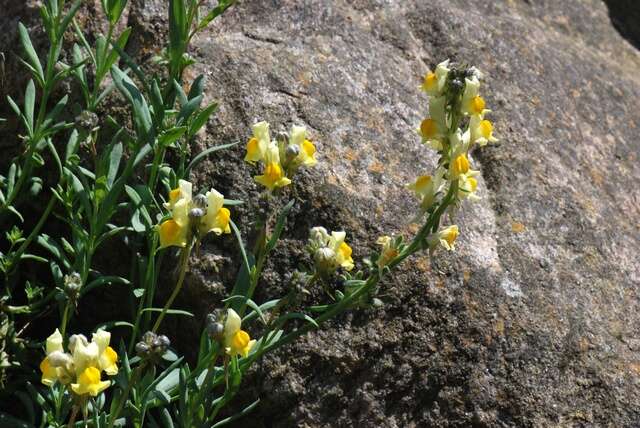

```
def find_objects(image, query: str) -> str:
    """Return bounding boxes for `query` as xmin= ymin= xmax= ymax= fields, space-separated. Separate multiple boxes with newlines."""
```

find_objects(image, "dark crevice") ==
xmin=602 ymin=0 xmax=640 ymax=50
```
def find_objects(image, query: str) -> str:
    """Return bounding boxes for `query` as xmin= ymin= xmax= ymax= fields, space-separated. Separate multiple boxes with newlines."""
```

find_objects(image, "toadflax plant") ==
xmin=0 ymin=0 xmax=497 ymax=426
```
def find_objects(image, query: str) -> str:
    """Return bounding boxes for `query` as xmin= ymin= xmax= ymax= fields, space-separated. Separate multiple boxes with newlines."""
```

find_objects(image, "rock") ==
xmin=2 ymin=0 xmax=640 ymax=426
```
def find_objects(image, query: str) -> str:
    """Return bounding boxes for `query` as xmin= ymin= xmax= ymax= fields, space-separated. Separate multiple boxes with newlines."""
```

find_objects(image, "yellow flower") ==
xmin=420 ymin=60 xmax=450 ymax=96
xmin=376 ymin=236 xmax=399 ymax=270
xmin=419 ymin=96 xmax=448 ymax=149
xmin=407 ymin=168 xmax=445 ymax=211
xmin=244 ymin=121 xmax=270 ymax=164
xmin=159 ymin=180 xmax=232 ymax=246
xmin=40 ymin=329 xmax=72 ymax=386
xmin=223 ymin=309 xmax=256 ymax=358
xmin=450 ymin=154 xmax=470 ymax=178
xmin=93 ymin=330 xmax=118 ymax=376
xmin=71 ymin=367 xmax=110 ymax=397
xmin=428 ymin=225 xmax=459 ymax=251
xmin=469 ymin=115 xmax=498 ymax=146
xmin=200 ymin=189 xmax=231 ymax=235
xmin=329 ymin=231 xmax=354 ymax=271
xmin=461 ymin=77 xmax=489 ymax=116
xmin=457 ymin=171 xmax=480 ymax=201
xmin=289 ymin=125 xmax=318 ymax=167
xmin=164 ymin=179 xmax=192 ymax=211
xmin=40 ymin=357 xmax=59 ymax=386
xmin=254 ymin=144 xmax=291 ymax=191
xmin=40 ymin=329 xmax=118 ymax=394
xmin=158 ymin=218 xmax=188 ymax=248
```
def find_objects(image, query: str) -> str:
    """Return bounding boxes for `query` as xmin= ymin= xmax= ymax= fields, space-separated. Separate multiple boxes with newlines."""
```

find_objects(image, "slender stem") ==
xmin=152 ymin=243 xmax=191 ymax=333
xmin=67 ymin=405 xmax=79 ymax=428
xmin=129 ymin=235 xmax=159 ymax=353
xmin=8 ymin=194 xmax=57 ymax=273
xmin=60 ymin=301 xmax=72 ymax=338
xmin=107 ymin=366 xmax=142 ymax=428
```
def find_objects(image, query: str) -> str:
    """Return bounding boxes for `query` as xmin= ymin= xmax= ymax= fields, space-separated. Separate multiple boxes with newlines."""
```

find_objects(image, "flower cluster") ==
xmin=158 ymin=179 xmax=231 ymax=248
xmin=245 ymin=121 xmax=317 ymax=191
xmin=40 ymin=329 xmax=118 ymax=397
xmin=410 ymin=60 xmax=497 ymax=251
xmin=307 ymin=227 xmax=354 ymax=275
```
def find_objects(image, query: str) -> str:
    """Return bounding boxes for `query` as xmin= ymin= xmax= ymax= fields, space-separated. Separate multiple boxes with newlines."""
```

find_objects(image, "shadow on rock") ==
xmin=603 ymin=0 xmax=640 ymax=50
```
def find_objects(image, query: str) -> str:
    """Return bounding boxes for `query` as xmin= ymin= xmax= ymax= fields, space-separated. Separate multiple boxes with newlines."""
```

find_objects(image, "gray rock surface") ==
xmin=2 ymin=0 xmax=640 ymax=426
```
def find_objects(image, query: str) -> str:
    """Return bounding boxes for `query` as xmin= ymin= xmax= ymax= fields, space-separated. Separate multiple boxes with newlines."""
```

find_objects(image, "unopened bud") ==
xmin=192 ymin=194 xmax=207 ymax=209
xmin=206 ymin=313 xmax=225 ymax=340
xmin=74 ymin=110 xmax=99 ymax=131
xmin=276 ymin=132 xmax=289 ymax=145
xmin=189 ymin=207 xmax=205 ymax=219
xmin=285 ymin=144 xmax=300 ymax=162
xmin=314 ymin=247 xmax=337 ymax=274
xmin=135 ymin=341 xmax=149 ymax=356
xmin=64 ymin=272 xmax=82 ymax=296
xmin=68 ymin=334 xmax=88 ymax=354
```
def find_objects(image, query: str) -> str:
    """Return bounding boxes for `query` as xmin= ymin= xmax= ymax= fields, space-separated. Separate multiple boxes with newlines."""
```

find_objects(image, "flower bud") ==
xmin=206 ymin=313 xmax=225 ymax=341
xmin=314 ymin=247 xmax=337 ymax=274
xmin=276 ymin=131 xmax=289 ymax=145
xmin=64 ymin=272 xmax=82 ymax=297
xmin=74 ymin=110 xmax=99 ymax=131
xmin=68 ymin=334 xmax=88 ymax=354
xmin=135 ymin=341 xmax=149 ymax=357
xmin=189 ymin=207 xmax=205 ymax=219
xmin=285 ymin=144 xmax=300 ymax=163
xmin=192 ymin=194 xmax=207 ymax=210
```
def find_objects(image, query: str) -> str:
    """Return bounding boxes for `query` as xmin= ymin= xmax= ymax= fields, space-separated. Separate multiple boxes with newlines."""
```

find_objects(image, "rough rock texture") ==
xmin=2 ymin=0 xmax=640 ymax=426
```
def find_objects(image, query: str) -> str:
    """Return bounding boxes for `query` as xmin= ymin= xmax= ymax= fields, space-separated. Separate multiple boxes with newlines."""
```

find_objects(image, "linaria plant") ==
xmin=0 ymin=0 xmax=497 ymax=426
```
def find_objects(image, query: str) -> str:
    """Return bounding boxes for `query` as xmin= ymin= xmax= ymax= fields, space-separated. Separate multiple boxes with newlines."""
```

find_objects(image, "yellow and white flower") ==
xmin=469 ymin=115 xmax=498 ymax=146
xmin=244 ymin=121 xmax=271 ymax=164
xmin=407 ymin=167 xmax=445 ymax=212
xmin=254 ymin=143 xmax=291 ymax=191
xmin=461 ymin=77 xmax=489 ymax=117
xmin=457 ymin=171 xmax=480 ymax=201
xmin=40 ymin=329 xmax=118 ymax=397
xmin=200 ymin=189 xmax=231 ymax=235
xmin=158 ymin=180 xmax=232 ymax=247
xmin=428 ymin=225 xmax=459 ymax=252
xmin=309 ymin=227 xmax=355 ymax=273
xmin=223 ymin=308 xmax=256 ymax=358
xmin=420 ymin=60 xmax=450 ymax=96
xmin=419 ymin=96 xmax=448 ymax=149
xmin=288 ymin=125 xmax=317 ymax=168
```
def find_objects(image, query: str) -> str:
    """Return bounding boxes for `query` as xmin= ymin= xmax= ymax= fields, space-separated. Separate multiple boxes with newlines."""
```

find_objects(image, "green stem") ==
xmin=129 ymin=235 xmax=159 ymax=353
xmin=107 ymin=365 xmax=142 ymax=428
xmin=8 ymin=194 xmax=57 ymax=273
xmin=59 ymin=301 xmax=72 ymax=338
xmin=152 ymin=243 xmax=191 ymax=333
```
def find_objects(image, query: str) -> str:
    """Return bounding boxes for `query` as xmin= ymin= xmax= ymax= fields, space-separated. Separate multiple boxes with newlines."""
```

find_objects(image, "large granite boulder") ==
xmin=1 ymin=0 xmax=639 ymax=426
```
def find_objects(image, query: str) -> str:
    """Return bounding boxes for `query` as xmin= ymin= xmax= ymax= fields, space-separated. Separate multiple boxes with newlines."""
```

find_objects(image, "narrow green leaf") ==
xmin=82 ymin=275 xmax=130 ymax=296
xmin=107 ymin=142 xmax=123 ymax=188
xmin=140 ymin=308 xmax=194 ymax=317
xmin=211 ymin=398 xmax=259 ymax=428
xmin=185 ymin=141 xmax=239 ymax=174
xmin=24 ymin=79 xmax=35 ymax=132
xmin=18 ymin=23 xmax=44 ymax=82
xmin=188 ymin=102 xmax=218 ymax=137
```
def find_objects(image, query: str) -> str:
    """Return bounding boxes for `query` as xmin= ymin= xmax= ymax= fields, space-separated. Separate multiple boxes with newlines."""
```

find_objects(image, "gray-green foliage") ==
xmin=0 ymin=0 xmax=483 ymax=427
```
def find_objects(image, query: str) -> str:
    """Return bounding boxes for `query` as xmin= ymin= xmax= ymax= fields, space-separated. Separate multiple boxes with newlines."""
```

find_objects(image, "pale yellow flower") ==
xmin=223 ymin=309 xmax=256 ymax=358
xmin=254 ymin=143 xmax=291 ymax=191
xmin=71 ymin=367 xmax=110 ymax=397
xmin=420 ymin=60 xmax=450 ymax=96
xmin=289 ymin=125 xmax=317 ymax=167
xmin=200 ymin=189 xmax=231 ymax=235
xmin=428 ymin=225 xmax=459 ymax=251
xmin=244 ymin=121 xmax=270 ymax=164
xmin=469 ymin=115 xmax=498 ymax=146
